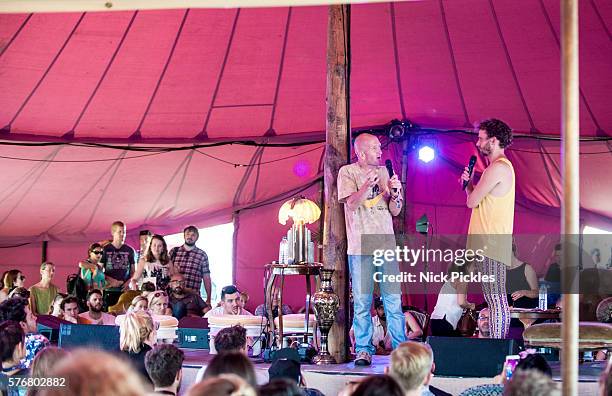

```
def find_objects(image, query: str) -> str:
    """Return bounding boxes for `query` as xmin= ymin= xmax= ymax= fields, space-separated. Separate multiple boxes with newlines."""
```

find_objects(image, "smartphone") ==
xmin=505 ymin=355 xmax=520 ymax=380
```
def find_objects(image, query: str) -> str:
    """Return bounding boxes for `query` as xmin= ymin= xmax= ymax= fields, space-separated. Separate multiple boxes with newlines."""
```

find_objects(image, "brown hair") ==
xmin=144 ymin=234 xmax=170 ymax=265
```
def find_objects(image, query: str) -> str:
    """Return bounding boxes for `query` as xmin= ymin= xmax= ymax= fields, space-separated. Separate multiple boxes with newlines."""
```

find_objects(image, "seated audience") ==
xmin=128 ymin=296 xmax=149 ymax=313
xmin=507 ymin=241 xmax=538 ymax=310
xmin=205 ymin=285 xmax=252 ymax=317
xmin=148 ymin=290 xmax=173 ymax=316
xmin=59 ymin=296 xmax=80 ymax=324
xmin=130 ymin=234 xmax=176 ymax=292
xmin=78 ymin=289 xmax=116 ymax=325
xmin=0 ymin=270 xmax=25 ymax=303
xmin=388 ymin=341 xmax=438 ymax=396
xmin=119 ymin=311 xmax=157 ymax=383
xmin=477 ymin=308 xmax=491 ymax=338
xmin=168 ymin=274 xmax=209 ymax=319
xmin=0 ymin=321 xmax=28 ymax=395
xmin=352 ymin=375 xmax=404 ymax=396
xmin=0 ymin=297 xmax=49 ymax=370
xmin=504 ymin=369 xmax=560 ymax=396
xmin=66 ymin=273 xmax=88 ymax=312
xmin=203 ymin=351 xmax=257 ymax=388
xmin=214 ymin=325 xmax=247 ymax=354
xmin=79 ymin=242 xmax=106 ymax=290
xmin=29 ymin=262 xmax=59 ymax=315
xmin=430 ymin=264 xmax=476 ymax=337
xmin=28 ymin=346 xmax=70 ymax=396
xmin=187 ymin=374 xmax=256 ymax=396
xmin=351 ymin=297 xmax=422 ymax=354
xmin=258 ymin=378 xmax=304 ymax=396
xmin=267 ymin=348 xmax=324 ymax=396
xmin=44 ymin=349 xmax=146 ymax=396
xmin=141 ymin=281 xmax=157 ymax=298
xmin=50 ymin=293 xmax=67 ymax=318
xmin=144 ymin=344 xmax=184 ymax=396
xmin=254 ymin=286 xmax=293 ymax=318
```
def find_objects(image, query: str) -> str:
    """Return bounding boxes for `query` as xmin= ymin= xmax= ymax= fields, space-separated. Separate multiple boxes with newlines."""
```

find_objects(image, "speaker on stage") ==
xmin=59 ymin=324 xmax=120 ymax=351
xmin=427 ymin=336 xmax=520 ymax=377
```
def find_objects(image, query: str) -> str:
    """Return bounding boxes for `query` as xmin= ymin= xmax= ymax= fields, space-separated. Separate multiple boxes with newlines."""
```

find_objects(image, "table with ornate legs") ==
xmin=264 ymin=263 xmax=322 ymax=348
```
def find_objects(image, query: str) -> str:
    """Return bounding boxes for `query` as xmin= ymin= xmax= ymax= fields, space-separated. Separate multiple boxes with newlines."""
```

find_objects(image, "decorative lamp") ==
xmin=278 ymin=196 xmax=321 ymax=264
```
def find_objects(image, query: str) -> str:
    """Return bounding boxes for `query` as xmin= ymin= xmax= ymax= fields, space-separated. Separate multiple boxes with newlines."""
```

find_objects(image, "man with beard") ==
xmin=461 ymin=119 xmax=515 ymax=339
xmin=78 ymin=289 xmax=115 ymax=325
xmin=205 ymin=285 xmax=252 ymax=317
xmin=169 ymin=226 xmax=211 ymax=306
xmin=168 ymin=274 xmax=210 ymax=319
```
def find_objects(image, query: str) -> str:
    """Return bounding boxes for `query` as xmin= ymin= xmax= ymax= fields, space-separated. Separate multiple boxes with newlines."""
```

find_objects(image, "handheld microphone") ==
xmin=463 ymin=155 xmax=477 ymax=190
xmin=385 ymin=160 xmax=397 ymax=194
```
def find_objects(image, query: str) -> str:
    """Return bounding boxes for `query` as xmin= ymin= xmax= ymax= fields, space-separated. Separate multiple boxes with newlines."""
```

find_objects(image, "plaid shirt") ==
xmin=170 ymin=245 xmax=209 ymax=291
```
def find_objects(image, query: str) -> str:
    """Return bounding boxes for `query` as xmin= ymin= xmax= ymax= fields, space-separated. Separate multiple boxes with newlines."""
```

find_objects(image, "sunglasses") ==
xmin=92 ymin=251 xmax=103 ymax=255
xmin=152 ymin=291 xmax=167 ymax=298
xmin=18 ymin=275 xmax=26 ymax=281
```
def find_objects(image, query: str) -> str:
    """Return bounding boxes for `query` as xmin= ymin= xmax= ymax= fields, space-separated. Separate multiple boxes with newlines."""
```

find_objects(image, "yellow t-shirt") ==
xmin=467 ymin=157 xmax=515 ymax=265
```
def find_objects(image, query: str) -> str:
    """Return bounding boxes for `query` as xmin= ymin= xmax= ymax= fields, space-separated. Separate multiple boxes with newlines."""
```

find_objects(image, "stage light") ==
xmin=388 ymin=120 xmax=406 ymax=140
xmin=418 ymin=146 xmax=435 ymax=163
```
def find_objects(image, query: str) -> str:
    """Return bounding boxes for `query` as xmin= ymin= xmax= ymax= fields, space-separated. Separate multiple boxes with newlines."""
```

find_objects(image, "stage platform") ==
xmin=180 ymin=349 xmax=604 ymax=395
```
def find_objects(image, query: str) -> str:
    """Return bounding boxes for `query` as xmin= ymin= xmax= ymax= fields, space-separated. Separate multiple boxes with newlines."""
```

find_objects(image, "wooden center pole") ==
xmin=323 ymin=4 xmax=350 ymax=364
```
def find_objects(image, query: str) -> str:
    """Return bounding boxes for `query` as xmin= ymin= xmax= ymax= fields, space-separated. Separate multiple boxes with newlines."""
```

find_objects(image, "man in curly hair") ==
xmin=461 ymin=119 xmax=515 ymax=339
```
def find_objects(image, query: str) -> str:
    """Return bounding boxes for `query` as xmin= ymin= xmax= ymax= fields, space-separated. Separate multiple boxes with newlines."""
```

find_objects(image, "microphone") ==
xmin=385 ymin=160 xmax=397 ymax=194
xmin=463 ymin=155 xmax=477 ymax=190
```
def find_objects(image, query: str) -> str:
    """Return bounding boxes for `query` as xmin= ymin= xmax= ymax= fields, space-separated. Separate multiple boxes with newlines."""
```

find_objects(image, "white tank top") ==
xmin=431 ymin=281 xmax=464 ymax=329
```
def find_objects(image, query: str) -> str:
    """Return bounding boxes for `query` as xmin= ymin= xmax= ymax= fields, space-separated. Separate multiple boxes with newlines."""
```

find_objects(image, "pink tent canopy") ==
xmin=0 ymin=1 xmax=611 ymax=309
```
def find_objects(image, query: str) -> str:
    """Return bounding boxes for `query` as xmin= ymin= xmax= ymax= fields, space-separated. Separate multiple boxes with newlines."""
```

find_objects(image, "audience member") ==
xmin=258 ymin=378 xmax=303 ymax=396
xmin=254 ymin=286 xmax=292 ymax=318
xmin=50 ymin=293 xmax=67 ymax=318
xmin=267 ymin=348 xmax=324 ymax=396
xmin=430 ymin=264 xmax=476 ymax=337
xmin=78 ymin=289 xmax=115 ymax=325
xmin=477 ymin=308 xmax=491 ymax=338
xmin=136 ymin=229 xmax=152 ymax=264
xmin=168 ymin=274 xmax=209 ymax=319
xmin=350 ymin=297 xmax=422 ymax=354
xmin=240 ymin=291 xmax=249 ymax=309
xmin=79 ymin=242 xmax=106 ymax=290
xmin=120 ymin=311 xmax=157 ymax=383
xmin=507 ymin=241 xmax=538 ymax=315
xmin=503 ymin=369 xmax=560 ymax=396
xmin=0 ymin=297 xmax=49 ymax=370
xmin=141 ymin=281 xmax=157 ymax=298
xmin=100 ymin=221 xmax=136 ymax=301
xmin=205 ymin=285 xmax=252 ymax=317
xmin=58 ymin=296 xmax=80 ymax=324
xmin=66 ymin=273 xmax=88 ymax=312
xmin=144 ymin=344 xmax=184 ymax=396
xmin=599 ymin=363 xmax=612 ymax=396
xmin=213 ymin=325 xmax=247 ymax=354
xmin=128 ymin=296 xmax=149 ymax=313
xmin=0 ymin=321 xmax=28 ymax=396
xmin=43 ymin=349 xmax=146 ymax=396
xmin=186 ymin=374 xmax=256 ymax=396
xmin=203 ymin=351 xmax=257 ymax=388
xmin=388 ymin=342 xmax=436 ymax=396
xmin=27 ymin=346 xmax=70 ymax=396
xmin=148 ymin=290 xmax=173 ymax=316
xmin=29 ymin=262 xmax=59 ymax=315
xmin=0 ymin=270 xmax=25 ymax=303
xmin=130 ymin=234 xmax=176 ymax=292
xmin=169 ymin=226 xmax=211 ymax=306
xmin=352 ymin=375 xmax=404 ymax=396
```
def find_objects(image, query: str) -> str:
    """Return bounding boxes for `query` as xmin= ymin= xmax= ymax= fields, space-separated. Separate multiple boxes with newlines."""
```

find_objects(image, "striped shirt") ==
xmin=170 ymin=245 xmax=210 ymax=291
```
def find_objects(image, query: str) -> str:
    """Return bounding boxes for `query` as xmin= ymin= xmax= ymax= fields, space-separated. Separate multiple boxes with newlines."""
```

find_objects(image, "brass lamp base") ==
xmin=312 ymin=352 xmax=337 ymax=365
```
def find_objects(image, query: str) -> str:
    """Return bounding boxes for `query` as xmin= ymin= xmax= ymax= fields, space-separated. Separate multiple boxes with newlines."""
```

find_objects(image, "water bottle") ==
xmin=538 ymin=284 xmax=548 ymax=310
xmin=279 ymin=237 xmax=288 ymax=264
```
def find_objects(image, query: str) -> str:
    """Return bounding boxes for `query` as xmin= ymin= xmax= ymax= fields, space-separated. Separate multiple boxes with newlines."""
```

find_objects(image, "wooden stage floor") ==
xmin=180 ymin=349 xmax=604 ymax=396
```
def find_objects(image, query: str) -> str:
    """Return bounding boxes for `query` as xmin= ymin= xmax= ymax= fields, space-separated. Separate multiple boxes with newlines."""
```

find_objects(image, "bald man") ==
xmin=337 ymin=133 xmax=406 ymax=366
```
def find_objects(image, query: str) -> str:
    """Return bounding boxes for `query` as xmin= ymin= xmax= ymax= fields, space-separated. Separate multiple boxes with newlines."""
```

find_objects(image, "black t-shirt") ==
xmin=169 ymin=290 xmax=207 ymax=316
xmin=101 ymin=244 xmax=135 ymax=282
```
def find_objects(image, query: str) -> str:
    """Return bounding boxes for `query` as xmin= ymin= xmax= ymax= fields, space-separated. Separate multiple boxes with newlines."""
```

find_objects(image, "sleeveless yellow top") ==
xmin=467 ymin=157 xmax=515 ymax=265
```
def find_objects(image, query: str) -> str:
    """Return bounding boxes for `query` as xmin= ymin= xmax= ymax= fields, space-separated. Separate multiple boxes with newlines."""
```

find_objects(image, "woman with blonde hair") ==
xmin=29 ymin=262 xmax=59 ymax=315
xmin=128 ymin=295 xmax=149 ymax=313
xmin=119 ymin=311 xmax=157 ymax=383
xmin=147 ymin=290 xmax=172 ymax=316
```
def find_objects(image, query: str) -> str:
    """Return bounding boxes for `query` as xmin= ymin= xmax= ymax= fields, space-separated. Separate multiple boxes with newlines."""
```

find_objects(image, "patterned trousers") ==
xmin=477 ymin=256 xmax=509 ymax=339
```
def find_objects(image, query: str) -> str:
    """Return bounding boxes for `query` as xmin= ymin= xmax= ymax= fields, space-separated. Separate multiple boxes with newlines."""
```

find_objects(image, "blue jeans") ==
xmin=349 ymin=255 xmax=406 ymax=355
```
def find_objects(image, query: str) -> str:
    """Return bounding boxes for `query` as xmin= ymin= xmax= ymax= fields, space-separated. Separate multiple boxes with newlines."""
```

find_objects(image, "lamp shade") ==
xmin=278 ymin=197 xmax=321 ymax=225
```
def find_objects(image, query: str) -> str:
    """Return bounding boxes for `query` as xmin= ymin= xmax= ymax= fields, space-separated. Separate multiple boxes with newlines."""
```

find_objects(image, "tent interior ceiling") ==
xmin=0 ymin=0 xmax=611 ymax=243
